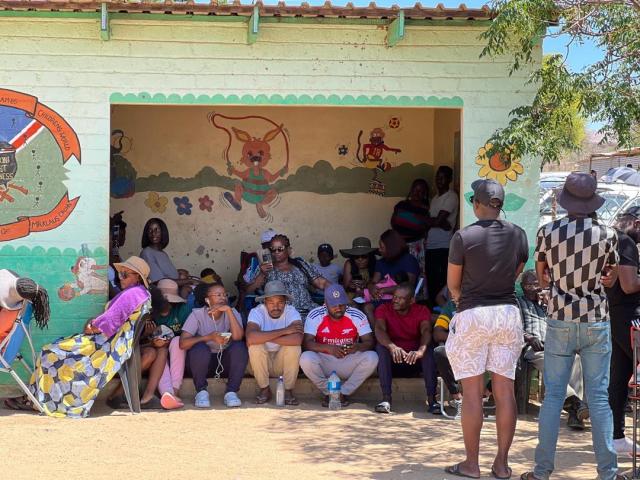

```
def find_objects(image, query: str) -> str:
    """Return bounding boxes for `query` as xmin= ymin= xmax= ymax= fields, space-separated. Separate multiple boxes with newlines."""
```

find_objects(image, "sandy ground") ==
xmin=0 ymin=398 xmax=634 ymax=480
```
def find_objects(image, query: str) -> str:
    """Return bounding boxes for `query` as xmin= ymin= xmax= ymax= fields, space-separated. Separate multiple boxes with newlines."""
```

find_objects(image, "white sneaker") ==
xmin=449 ymin=398 xmax=463 ymax=418
xmin=224 ymin=391 xmax=242 ymax=408
xmin=613 ymin=436 xmax=639 ymax=457
xmin=194 ymin=390 xmax=210 ymax=408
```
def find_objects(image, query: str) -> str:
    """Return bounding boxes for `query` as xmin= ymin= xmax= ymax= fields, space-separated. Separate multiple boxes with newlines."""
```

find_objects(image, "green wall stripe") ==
xmin=109 ymin=92 xmax=464 ymax=107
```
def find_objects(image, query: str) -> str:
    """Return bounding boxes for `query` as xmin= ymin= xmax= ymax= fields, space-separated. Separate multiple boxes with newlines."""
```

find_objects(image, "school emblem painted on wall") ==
xmin=0 ymin=89 xmax=81 ymax=241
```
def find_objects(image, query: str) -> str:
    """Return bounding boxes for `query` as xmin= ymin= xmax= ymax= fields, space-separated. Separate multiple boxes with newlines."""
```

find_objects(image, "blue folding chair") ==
xmin=0 ymin=301 xmax=44 ymax=413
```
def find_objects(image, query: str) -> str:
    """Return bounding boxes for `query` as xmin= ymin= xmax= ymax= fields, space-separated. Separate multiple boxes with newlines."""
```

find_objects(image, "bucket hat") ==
xmin=557 ymin=172 xmax=604 ymax=215
xmin=256 ymin=280 xmax=292 ymax=302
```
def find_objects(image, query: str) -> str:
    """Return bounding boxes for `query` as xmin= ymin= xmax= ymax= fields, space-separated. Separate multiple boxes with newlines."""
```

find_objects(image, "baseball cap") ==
xmin=324 ymin=284 xmax=349 ymax=308
xmin=260 ymin=229 xmax=277 ymax=244
xmin=619 ymin=205 xmax=640 ymax=220
xmin=471 ymin=179 xmax=505 ymax=208
xmin=318 ymin=243 xmax=334 ymax=256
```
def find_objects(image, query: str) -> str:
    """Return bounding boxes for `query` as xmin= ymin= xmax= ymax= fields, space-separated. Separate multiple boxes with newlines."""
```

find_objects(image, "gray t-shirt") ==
xmin=448 ymin=219 xmax=528 ymax=312
xmin=140 ymin=247 xmax=179 ymax=283
xmin=182 ymin=306 xmax=243 ymax=352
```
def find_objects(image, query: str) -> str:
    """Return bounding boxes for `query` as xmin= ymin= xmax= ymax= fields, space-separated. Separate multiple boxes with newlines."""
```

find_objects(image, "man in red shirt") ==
xmin=374 ymin=283 xmax=436 ymax=414
xmin=300 ymin=284 xmax=378 ymax=407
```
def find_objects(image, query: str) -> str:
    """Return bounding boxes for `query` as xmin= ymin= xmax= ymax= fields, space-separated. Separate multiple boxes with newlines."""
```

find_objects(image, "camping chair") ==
xmin=0 ymin=301 xmax=44 ymax=413
xmin=118 ymin=302 xmax=151 ymax=415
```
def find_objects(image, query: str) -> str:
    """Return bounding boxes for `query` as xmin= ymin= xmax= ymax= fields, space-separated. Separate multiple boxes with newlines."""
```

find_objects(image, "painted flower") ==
xmin=199 ymin=195 xmax=214 ymax=212
xmin=475 ymin=143 xmax=524 ymax=185
xmin=173 ymin=196 xmax=193 ymax=216
xmin=144 ymin=192 xmax=168 ymax=213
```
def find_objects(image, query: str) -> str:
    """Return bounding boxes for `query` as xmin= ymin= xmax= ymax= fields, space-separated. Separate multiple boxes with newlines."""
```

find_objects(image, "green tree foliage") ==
xmin=481 ymin=0 xmax=640 ymax=165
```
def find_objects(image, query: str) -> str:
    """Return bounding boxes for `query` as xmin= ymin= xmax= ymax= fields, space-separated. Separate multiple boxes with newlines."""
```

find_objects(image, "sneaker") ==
xmin=449 ymin=398 xmax=463 ymax=418
xmin=576 ymin=402 xmax=590 ymax=421
xmin=428 ymin=401 xmax=442 ymax=415
xmin=613 ymin=436 xmax=640 ymax=457
xmin=567 ymin=411 xmax=585 ymax=430
xmin=224 ymin=391 xmax=242 ymax=408
xmin=194 ymin=390 xmax=210 ymax=408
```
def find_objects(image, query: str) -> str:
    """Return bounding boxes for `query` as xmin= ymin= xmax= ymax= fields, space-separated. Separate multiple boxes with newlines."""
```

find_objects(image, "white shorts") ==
xmin=445 ymin=304 xmax=523 ymax=380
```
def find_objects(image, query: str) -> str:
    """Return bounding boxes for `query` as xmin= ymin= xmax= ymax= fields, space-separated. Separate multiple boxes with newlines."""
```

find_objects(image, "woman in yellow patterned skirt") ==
xmin=4 ymin=256 xmax=151 ymax=418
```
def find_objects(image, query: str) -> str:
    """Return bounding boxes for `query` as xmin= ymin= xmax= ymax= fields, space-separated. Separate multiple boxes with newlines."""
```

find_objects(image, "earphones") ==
xmin=205 ymin=299 xmax=211 ymax=307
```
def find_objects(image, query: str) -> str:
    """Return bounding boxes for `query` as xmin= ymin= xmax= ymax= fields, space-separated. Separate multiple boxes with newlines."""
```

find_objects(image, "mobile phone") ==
xmin=220 ymin=332 xmax=232 ymax=338
xmin=352 ymin=273 xmax=363 ymax=281
xmin=261 ymin=248 xmax=273 ymax=266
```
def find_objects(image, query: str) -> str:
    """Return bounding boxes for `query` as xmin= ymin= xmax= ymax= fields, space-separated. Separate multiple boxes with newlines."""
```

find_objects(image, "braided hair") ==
xmin=270 ymin=234 xmax=314 ymax=283
xmin=15 ymin=278 xmax=50 ymax=329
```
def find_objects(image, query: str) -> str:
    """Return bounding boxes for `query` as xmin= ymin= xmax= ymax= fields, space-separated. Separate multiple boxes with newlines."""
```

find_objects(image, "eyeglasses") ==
xmin=118 ymin=271 xmax=137 ymax=280
xmin=270 ymin=246 xmax=287 ymax=253
xmin=208 ymin=292 xmax=228 ymax=298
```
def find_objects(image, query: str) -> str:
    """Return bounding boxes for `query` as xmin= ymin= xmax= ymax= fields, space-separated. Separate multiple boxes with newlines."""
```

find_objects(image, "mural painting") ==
xmin=0 ymin=88 xmax=81 ymax=241
xmin=110 ymin=129 xmax=136 ymax=199
xmin=210 ymin=113 xmax=290 ymax=219
xmin=355 ymin=123 xmax=402 ymax=196
xmin=57 ymin=244 xmax=109 ymax=301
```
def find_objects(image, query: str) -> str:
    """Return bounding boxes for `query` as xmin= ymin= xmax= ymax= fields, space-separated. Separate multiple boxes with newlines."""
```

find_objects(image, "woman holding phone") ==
xmin=340 ymin=237 xmax=378 ymax=300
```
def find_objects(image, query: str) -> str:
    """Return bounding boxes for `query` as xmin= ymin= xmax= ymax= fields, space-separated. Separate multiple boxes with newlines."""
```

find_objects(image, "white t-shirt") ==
xmin=427 ymin=189 xmax=459 ymax=249
xmin=248 ymin=304 xmax=301 ymax=352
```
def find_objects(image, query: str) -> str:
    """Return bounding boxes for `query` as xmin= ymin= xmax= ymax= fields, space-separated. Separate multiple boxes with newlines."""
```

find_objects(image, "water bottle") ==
xmin=327 ymin=371 xmax=342 ymax=410
xmin=276 ymin=375 xmax=285 ymax=407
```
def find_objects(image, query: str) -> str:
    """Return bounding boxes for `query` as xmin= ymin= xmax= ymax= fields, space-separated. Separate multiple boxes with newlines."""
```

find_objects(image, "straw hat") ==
xmin=113 ymin=256 xmax=150 ymax=288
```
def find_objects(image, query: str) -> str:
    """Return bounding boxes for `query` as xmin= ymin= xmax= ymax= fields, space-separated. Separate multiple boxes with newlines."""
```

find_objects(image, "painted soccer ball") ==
xmin=58 ymin=284 xmax=76 ymax=301
xmin=388 ymin=117 xmax=400 ymax=129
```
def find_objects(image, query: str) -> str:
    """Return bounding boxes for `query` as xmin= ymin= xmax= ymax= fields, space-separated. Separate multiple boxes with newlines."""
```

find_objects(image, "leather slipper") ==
xmin=444 ymin=464 xmax=480 ymax=479
xmin=491 ymin=466 xmax=512 ymax=479
xmin=140 ymin=396 xmax=162 ymax=410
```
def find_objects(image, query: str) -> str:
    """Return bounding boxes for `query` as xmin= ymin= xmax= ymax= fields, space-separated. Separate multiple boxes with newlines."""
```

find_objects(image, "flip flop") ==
xmin=160 ymin=392 xmax=184 ymax=410
xmin=284 ymin=394 xmax=299 ymax=406
xmin=444 ymin=464 xmax=480 ymax=479
xmin=140 ymin=396 xmax=162 ymax=410
xmin=3 ymin=397 xmax=37 ymax=412
xmin=255 ymin=390 xmax=272 ymax=404
xmin=223 ymin=192 xmax=242 ymax=211
xmin=375 ymin=401 xmax=392 ymax=413
xmin=491 ymin=466 xmax=512 ymax=479
xmin=519 ymin=473 xmax=539 ymax=480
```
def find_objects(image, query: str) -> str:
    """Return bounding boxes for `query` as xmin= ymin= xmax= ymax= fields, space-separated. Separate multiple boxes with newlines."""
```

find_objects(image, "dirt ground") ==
xmin=0 ymin=398 xmax=634 ymax=480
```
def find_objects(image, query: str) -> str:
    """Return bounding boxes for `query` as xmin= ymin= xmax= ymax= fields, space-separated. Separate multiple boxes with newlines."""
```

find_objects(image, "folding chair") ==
xmin=118 ymin=303 xmax=151 ymax=414
xmin=0 ymin=301 xmax=44 ymax=413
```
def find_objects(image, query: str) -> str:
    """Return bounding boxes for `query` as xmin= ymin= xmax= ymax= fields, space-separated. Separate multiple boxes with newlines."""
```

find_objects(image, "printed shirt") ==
xmin=304 ymin=306 xmax=371 ymax=346
xmin=434 ymin=301 xmax=456 ymax=331
xmin=535 ymin=216 xmax=618 ymax=323
xmin=516 ymin=295 xmax=547 ymax=341
xmin=156 ymin=303 xmax=192 ymax=335
xmin=266 ymin=259 xmax=320 ymax=313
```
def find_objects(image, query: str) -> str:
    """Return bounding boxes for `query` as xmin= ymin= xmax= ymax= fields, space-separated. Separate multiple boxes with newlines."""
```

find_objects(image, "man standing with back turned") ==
xmin=445 ymin=179 xmax=529 ymax=479
xmin=521 ymin=172 xmax=624 ymax=480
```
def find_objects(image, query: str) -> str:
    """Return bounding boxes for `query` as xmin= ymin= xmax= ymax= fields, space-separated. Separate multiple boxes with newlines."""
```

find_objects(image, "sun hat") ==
xmin=0 ymin=269 xmax=22 ymax=310
xmin=324 ymin=284 xmax=349 ymax=308
xmin=557 ymin=172 xmax=604 ymax=215
xmin=471 ymin=179 xmax=505 ymax=208
xmin=157 ymin=279 xmax=185 ymax=303
xmin=113 ymin=256 xmax=150 ymax=288
xmin=152 ymin=324 xmax=175 ymax=341
xmin=256 ymin=280 xmax=292 ymax=302
xmin=260 ymin=228 xmax=278 ymax=244
xmin=339 ymin=237 xmax=377 ymax=257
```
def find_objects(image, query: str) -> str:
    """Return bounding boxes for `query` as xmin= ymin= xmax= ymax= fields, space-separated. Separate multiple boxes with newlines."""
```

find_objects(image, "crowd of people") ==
xmin=0 ymin=167 xmax=638 ymax=479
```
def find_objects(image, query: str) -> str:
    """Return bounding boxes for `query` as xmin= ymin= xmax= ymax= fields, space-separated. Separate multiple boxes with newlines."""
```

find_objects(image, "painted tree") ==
xmin=481 ymin=0 xmax=640 ymax=165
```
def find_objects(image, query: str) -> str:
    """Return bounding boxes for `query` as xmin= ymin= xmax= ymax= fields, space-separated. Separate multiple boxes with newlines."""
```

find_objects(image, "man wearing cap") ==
xmin=245 ymin=280 xmax=304 ymax=405
xmin=522 ymin=172 xmax=622 ymax=480
xmin=444 ymin=179 xmax=529 ymax=480
xmin=373 ymin=283 xmax=437 ymax=414
xmin=606 ymin=206 xmax=640 ymax=456
xmin=300 ymin=284 xmax=378 ymax=406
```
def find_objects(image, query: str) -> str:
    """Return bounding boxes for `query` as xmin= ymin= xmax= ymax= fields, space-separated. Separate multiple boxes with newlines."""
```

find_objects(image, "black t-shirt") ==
xmin=449 ymin=219 xmax=529 ymax=312
xmin=606 ymin=230 xmax=640 ymax=314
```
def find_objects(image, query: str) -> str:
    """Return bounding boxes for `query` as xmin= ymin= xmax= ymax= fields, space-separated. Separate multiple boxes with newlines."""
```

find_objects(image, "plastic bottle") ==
xmin=276 ymin=375 xmax=285 ymax=407
xmin=327 ymin=371 xmax=342 ymax=410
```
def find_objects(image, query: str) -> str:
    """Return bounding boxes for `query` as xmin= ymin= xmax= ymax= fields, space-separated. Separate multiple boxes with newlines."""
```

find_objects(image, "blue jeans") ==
xmin=534 ymin=320 xmax=617 ymax=480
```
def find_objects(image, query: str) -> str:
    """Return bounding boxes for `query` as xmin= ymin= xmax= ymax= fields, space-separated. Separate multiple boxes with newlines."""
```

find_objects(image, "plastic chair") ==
xmin=118 ymin=303 xmax=151 ymax=415
xmin=0 ymin=302 xmax=44 ymax=413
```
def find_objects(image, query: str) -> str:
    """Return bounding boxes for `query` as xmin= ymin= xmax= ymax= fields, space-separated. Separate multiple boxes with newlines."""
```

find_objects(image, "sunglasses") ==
xmin=353 ymin=255 xmax=369 ymax=260
xmin=118 ymin=270 xmax=137 ymax=280
xmin=270 ymin=246 xmax=287 ymax=253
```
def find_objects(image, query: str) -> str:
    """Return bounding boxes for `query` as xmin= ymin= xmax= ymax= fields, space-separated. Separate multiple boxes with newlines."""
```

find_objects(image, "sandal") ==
xmin=444 ymin=463 xmax=480 ymax=479
xmin=375 ymin=401 xmax=392 ymax=414
xmin=160 ymin=392 xmax=184 ymax=410
xmin=106 ymin=395 xmax=126 ymax=410
xmin=491 ymin=466 xmax=512 ymax=479
xmin=519 ymin=473 xmax=539 ymax=480
xmin=284 ymin=393 xmax=299 ymax=406
xmin=3 ymin=396 xmax=37 ymax=412
xmin=255 ymin=388 xmax=272 ymax=404
xmin=140 ymin=396 xmax=162 ymax=410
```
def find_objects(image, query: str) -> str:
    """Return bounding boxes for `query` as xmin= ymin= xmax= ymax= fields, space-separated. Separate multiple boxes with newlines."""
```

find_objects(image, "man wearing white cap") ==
xmin=300 ymin=284 xmax=378 ymax=407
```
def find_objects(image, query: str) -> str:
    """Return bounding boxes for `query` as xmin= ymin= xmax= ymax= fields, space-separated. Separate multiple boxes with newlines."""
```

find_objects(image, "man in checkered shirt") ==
xmin=522 ymin=173 xmax=624 ymax=480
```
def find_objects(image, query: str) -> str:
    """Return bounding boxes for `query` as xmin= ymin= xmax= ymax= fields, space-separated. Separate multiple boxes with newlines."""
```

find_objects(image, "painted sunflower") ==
xmin=144 ymin=192 xmax=168 ymax=213
xmin=475 ymin=143 xmax=524 ymax=185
